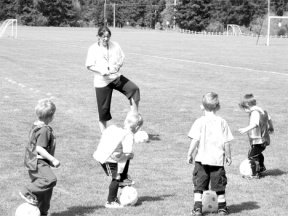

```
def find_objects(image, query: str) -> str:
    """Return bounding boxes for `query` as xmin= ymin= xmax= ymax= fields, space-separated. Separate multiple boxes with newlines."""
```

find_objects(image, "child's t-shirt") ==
xmin=248 ymin=106 xmax=271 ymax=145
xmin=93 ymin=125 xmax=133 ymax=163
xmin=188 ymin=114 xmax=234 ymax=166
xmin=24 ymin=122 xmax=56 ymax=170
xmin=35 ymin=126 xmax=56 ymax=158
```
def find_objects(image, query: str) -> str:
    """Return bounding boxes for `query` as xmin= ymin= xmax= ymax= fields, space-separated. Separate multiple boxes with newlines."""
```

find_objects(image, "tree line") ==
xmin=0 ymin=0 xmax=287 ymax=31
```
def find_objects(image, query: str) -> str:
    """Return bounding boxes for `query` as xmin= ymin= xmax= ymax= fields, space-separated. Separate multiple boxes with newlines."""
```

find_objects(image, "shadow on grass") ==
xmin=137 ymin=194 xmax=174 ymax=205
xmin=229 ymin=201 xmax=260 ymax=213
xmin=262 ymin=169 xmax=287 ymax=177
xmin=50 ymin=205 xmax=104 ymax=216
xmin=148 ymin=134 xmax=161 ymax=142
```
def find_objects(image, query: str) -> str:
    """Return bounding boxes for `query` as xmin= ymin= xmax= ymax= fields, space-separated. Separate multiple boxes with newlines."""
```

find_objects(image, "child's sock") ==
xmin=218 ymin=201 xmax=227 ymax=209
xmin=217 ymin=192 xmax=227 ymax=209
xmin=194 ymin=191 xmax=203 ymax=209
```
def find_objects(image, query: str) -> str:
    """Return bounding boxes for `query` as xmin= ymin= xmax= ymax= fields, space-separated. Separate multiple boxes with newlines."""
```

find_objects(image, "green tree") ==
xmin=175 ymin=0 xmax=212 ymax=31
xmin=272 ymin=0 xmax=286 ymax=16
xmin=16 ymin=0 xmax=48 ymax=26
xmin=0 ymin=0 xmax=17 ymax=20
xmin=35 ymin=0 xmax=79 ymax=26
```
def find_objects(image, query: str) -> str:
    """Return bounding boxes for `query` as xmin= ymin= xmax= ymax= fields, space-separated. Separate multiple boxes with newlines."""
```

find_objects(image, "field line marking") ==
xmin=127 ymin=52 xmax=288 ymax=77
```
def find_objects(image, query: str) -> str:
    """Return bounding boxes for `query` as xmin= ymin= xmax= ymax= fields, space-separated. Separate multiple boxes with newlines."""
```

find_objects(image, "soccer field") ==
xmin=1 ymin=26 xmax=288 ymax=216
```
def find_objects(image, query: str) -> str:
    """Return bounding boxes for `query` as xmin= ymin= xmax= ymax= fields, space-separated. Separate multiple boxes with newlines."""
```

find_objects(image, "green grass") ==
xmin=1 ymin=26 xmax=288 ymax=216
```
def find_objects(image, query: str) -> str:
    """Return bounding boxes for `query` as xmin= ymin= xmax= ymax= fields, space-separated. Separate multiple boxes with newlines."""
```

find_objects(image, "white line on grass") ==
xmin=127 ymin=52 xmax=288 ymax=77
xmin=4 ymin=77 xmax=56 ymax=99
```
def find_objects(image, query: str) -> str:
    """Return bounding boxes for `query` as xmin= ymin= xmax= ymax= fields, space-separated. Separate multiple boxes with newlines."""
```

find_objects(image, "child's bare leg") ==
xmin=116 ymin=174 xmax=121 ymax=180
xmin=120 ymin=160 xmax=130 ymax=180
xmin=117 ymin=155 xmax=129 ymax=174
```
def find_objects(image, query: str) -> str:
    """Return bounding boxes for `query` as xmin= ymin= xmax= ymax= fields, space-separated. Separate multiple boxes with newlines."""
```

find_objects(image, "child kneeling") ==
xmin=94 ymin=112 xmax=143 ymax=208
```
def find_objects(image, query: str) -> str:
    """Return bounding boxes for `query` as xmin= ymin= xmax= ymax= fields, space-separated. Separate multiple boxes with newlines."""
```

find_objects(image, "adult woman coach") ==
xmin=86 ymin=26 xmax=140 ymax=133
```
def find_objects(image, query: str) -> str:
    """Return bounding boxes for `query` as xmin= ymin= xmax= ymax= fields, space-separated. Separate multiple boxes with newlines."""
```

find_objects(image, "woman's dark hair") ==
xmin=98 ymin=26 xmax=111 ymax=37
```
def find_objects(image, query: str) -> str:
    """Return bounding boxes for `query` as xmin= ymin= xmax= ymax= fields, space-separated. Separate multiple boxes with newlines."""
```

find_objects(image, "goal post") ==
xmin=226 ymin=24 xmax=242 ymax=36
xmin=266 ymin=16 xmax=288 ymax=46
xmin=0 ymin=19 xmax=17 ymax=38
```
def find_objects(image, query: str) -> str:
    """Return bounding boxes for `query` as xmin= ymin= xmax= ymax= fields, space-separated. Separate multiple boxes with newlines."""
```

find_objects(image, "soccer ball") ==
xmin=240 ymin=159 xmax=252 ymax=176
xmin=134 ymin=131 xmax=149 ymax=143
xmin=15 ymin=203 xmax=40 ymax=216
xmin=118 ymin=186 xmax=138 ymax=206
xmin=202 ymin=190 xmax=218 ymax=213
xmin=239 ymin=159 xmax=260 ymax=176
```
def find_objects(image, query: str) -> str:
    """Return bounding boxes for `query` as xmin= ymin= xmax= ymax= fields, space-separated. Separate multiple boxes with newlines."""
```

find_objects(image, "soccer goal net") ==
xmin=0 ymin=19 xmax=17 ymax=38
xmin=266 ymin=16 xmax=288 ymax=46
xmin=226 ymin=24 xmax=242 ymax=36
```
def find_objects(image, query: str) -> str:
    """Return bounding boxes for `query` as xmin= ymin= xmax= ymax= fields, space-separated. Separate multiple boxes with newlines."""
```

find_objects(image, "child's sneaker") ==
xmin=191 ymin=208 xmax=202 ymax=216
xmin=119 ymin=175 xmax=135 ymax=187
xmin=259 ymin=166 xmax=267 ymax=173
xmin=242 ymin=174 xmax=260 ymax=180
xmin=105 ymin=199 xmax=123 ymax=208
xmin=19 ymin=192 xmax=38 ymax=205
xmin=218 ymin=207 xmax=229 ymax=215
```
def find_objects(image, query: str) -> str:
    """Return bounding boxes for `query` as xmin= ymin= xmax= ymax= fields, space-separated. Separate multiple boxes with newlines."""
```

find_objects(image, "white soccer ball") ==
xmin=240 ymin=159 xmax=253 ymax=176
xmin=240 ymin=159 xmax=260 ymax=177
xmin=15 ymin=203 xmax=40 ymax=216
xmin=134 ymin=131 xmax=149 ymax=143
xmin=202 ymin=190 xmax=218 ymax=213
xmin=118 ymin=186 xmax=138 ymax=206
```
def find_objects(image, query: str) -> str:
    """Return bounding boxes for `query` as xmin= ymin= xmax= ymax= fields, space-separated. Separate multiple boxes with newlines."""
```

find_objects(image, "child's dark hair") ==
xmin=97 ymin=26 xmax=111 ymax=37
xmin=202 ymin=92 xmax=220 ymax=112
xmin=239 ymin=94 xmax=257 ymax=109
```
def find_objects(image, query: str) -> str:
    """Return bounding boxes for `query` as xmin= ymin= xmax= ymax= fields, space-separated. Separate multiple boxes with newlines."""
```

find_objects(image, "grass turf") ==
xmin=1 ymin=26 xmax=288 ymax=215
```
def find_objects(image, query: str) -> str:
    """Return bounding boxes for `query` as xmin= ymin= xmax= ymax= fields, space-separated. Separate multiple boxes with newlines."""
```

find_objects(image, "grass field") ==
xmin=1 ymin=26 xmax=288 ymax=216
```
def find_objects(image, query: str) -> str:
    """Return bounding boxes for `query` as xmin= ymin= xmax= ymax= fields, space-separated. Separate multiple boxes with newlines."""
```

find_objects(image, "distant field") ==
xmin=1 ymin=26 xmax=288 ymax=216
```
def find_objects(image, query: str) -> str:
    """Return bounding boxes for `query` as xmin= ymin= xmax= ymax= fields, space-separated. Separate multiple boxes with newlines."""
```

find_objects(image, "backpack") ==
xmin=23 ymin=124 xmax=47 ymax=170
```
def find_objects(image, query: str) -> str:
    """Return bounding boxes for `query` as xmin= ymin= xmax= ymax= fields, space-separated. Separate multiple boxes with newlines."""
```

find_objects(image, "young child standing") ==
xmin=93 ymin=112 xmax=143 ymax=208
xmin=187 ymin=92 xmax=234 ymax=216
xmin=19 ymin=99 xmax=60 ymax=216
xmin=238 ymin=94 xmax=274 ymax=179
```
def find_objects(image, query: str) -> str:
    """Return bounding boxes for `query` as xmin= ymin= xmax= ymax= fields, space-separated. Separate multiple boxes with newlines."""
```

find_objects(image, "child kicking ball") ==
xmin=94 ymin=112 xmax=143 ymax=208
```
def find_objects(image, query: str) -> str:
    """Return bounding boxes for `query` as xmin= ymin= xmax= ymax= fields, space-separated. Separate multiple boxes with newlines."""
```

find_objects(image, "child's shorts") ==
xmin=193 ymin=162 xmax=227 ymax=192
xmin=100 ymin=162 xmax=117 ymax=179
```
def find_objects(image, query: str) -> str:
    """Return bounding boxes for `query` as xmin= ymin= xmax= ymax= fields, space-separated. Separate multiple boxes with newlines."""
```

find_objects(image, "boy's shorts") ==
xmin=193 ymin=162 xmax=227 ymax=192
xmin=100 ymin=162 xmax=117 ymax=179
xmin=95 ymin=75 xmax=140 ymax=121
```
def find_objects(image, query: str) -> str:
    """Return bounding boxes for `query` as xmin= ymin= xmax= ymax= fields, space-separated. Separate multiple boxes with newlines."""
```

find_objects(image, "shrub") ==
xmin=18 ymin=11 xmax=48 ymax=26
xmin=277 ymin=28 xmax=286 ymax=36
xmin=205 ymin=21 xmax=224 ymax=33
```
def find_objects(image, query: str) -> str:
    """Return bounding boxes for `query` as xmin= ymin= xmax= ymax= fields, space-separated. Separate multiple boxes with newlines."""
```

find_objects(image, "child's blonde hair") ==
xmin=239 ymin=94 xmax=256 ymax=109
xmin=202 ymin=92 xmax=220 ymax=112
xmin=35 ymin=99 xmax=56 ymax=121
xmin=125 ymin=112 xmax=143 ymax=131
